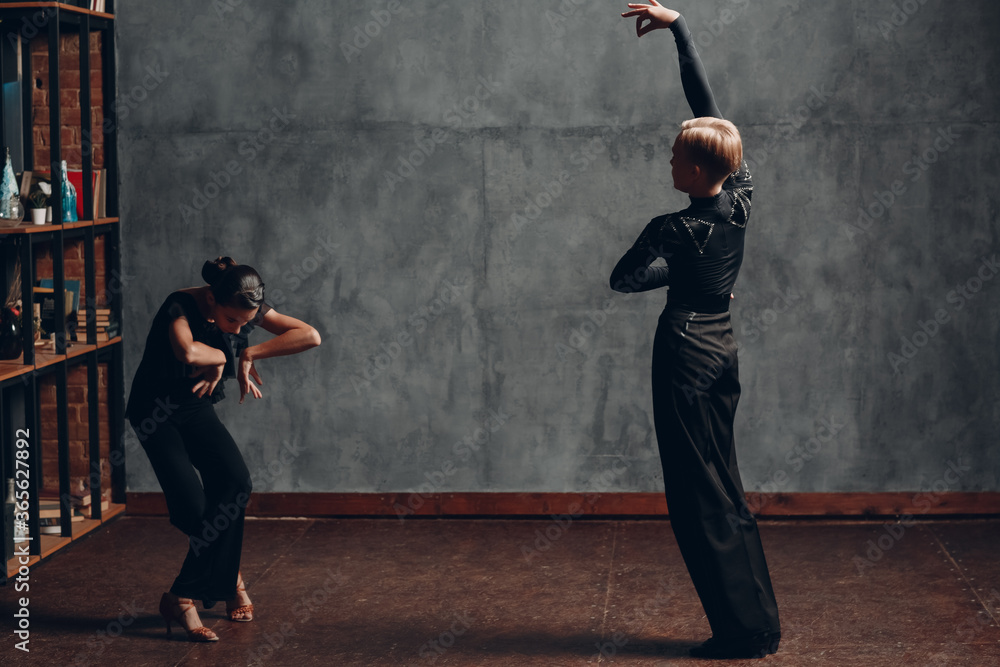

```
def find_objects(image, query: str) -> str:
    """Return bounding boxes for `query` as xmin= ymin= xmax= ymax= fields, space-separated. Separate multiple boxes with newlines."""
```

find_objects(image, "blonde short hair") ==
xmin=676 ymin=117 xmax=743 ymax=182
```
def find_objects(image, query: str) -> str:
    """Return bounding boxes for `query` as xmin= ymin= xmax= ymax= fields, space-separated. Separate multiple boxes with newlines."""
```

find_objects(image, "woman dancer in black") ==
xmin=126 ymin=256 xmax=320 ymax=641
xmin=611 ymin=2 xmax=780 ymax=658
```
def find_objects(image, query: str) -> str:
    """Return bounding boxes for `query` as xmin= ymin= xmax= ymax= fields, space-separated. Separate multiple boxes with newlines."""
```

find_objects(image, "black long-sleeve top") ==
xmin=609 ymin=16 xmax=752 ymax=313
xmin=125 ymin=291 xmax=270 ymax=420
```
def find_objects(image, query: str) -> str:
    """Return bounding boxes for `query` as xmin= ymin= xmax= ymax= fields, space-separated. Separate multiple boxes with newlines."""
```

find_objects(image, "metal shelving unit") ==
xmin=0 ymin=1 xmax=123 ymax=584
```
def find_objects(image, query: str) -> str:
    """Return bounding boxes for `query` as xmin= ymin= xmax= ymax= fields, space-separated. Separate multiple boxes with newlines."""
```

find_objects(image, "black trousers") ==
xmin=651 ymin=308 xmax=780 ymax=639
xmin=129 ymin=399 xmax=252 ymax=601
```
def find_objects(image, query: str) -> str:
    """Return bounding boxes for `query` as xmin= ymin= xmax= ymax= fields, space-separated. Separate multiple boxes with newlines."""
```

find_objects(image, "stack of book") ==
xmin=35 ymin=485 xmax=111 ymax=534
xmin=37 ymin=496 xmax=85 ymax=535
xmin=76 ymin=308 xmax=119 ymax=342
xmin=71 ymin=484 xmax=111 ymax=519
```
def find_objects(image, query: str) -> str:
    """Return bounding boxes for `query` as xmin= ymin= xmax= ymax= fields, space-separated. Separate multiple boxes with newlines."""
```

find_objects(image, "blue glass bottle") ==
xmin=60 ymin=160 xmax=77 ymax=222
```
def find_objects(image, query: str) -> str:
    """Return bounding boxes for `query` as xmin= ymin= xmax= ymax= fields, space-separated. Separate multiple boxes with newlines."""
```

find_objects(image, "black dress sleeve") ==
xmin=670 ymin=16 xmax=752 ymax=193
xmin=609 ymin=217 xmax=673 ymax=293
xmin=224 ymin=301 xmax=272 ymax=374
xmin=669 ymin=16 xmax=723 ymax=120
xmin=250 ymin=301 xmax=272 ymax=326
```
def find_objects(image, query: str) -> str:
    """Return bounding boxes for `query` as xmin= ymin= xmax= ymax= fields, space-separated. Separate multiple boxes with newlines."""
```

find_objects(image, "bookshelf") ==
xmin=0 ymin=1 xmax=123 ymax=583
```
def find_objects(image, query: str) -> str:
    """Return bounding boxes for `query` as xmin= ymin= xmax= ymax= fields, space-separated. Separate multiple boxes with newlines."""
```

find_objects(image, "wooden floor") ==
xmin=1 ymin=516 xmax=998 ymax=666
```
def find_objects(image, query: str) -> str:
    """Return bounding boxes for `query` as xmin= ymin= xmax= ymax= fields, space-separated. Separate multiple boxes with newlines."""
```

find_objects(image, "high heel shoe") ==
xmin=226 ymin=571 xmax=254 ymax=622
xmin=159 ymin=592 xmax=219 ymax=642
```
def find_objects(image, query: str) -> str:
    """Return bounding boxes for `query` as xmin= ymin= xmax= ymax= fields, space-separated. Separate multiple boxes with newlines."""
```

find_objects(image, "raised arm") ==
xmin=168 ymin=315 xmax=228 ymax=398
xmin=236 ymin=308 xmax=321 ymax=403
xmin=622 ymin=2 xmax=723 ymax=119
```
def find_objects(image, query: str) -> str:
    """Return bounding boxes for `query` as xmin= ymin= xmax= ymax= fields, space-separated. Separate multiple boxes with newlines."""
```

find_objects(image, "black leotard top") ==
xmin=609 ymin=16 xmax=752 ymax=313
xmin=125 ymin=290 xmax=270 ymax=420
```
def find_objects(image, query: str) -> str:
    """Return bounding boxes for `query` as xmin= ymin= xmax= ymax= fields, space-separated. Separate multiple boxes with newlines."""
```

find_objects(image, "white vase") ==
xmin=31 ymin=208 xmax=46 ymax=225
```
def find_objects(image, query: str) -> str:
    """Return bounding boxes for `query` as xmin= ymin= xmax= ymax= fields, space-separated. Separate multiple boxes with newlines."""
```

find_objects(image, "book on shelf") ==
xmin=96 ymin=168 xmax=107 ymax=217
xmin=19 ymin=170 xmax=32 ymax=199
xmin=39 ymin=513 xmax=85 ymax=535
xmin=39 ymin=279 xmax=81 ymax=314
xmin=38 ymin=497 xmax=62 ymax=520
xmin=78 ymin=498 xmax=110 ymax=518
xmin=74 ymin=316 xmax=118 ymax=341
xmin=76 ymin=310 xmax=111 ymax=327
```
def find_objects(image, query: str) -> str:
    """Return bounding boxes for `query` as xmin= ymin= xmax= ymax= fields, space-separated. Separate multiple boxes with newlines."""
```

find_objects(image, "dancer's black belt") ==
xmin=666 ymin=292 xmax=731 ymax=314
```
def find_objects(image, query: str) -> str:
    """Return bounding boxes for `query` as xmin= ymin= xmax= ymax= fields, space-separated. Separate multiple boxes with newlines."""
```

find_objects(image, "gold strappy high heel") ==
xmin=226 ymin=571 xmax=254 ymax=622
xmin=159 ymin=592 xmax=219 ymax=642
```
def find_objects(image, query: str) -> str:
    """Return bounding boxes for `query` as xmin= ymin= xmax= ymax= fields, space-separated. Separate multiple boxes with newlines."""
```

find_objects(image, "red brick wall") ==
xmin=39 ymin=365 xmax=111 ymax=495
xmin=32 ymin=31 xmax=111 ymax=498
xmin=31 ymin=32 xmax=105 ymax=170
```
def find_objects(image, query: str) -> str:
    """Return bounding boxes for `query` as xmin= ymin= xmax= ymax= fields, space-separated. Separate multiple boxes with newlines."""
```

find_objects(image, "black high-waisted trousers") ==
xmin=129 ymin=399 xmax=251 ymax=601
xmin=651 ymin=307 xmax=780 ymax=639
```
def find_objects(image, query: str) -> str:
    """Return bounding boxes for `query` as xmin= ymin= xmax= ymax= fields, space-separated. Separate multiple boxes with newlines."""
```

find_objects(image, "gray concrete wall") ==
xmin=118 ymin=1 xmax=1000 ymax=496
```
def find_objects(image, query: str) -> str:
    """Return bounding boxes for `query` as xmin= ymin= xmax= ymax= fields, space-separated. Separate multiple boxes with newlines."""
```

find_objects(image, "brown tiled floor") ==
xmin=2 ymin=517 xmax=998 ymax=666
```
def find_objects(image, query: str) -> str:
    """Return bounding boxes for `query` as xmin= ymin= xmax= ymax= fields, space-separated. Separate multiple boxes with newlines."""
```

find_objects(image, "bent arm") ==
xmin=169 ymin=316 xmax=227 ymax=366
xmin=609 ymin=219 xmax=671 ymax=293
xmin=243 ymin=309 xmax=321 ymax=362
xmin=669 ymin=16 xmax=723 ymax=119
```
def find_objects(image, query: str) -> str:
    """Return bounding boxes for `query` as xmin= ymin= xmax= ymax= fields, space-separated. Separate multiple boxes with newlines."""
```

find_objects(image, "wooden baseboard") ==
xmin=124 ymin=492 xmax=1000 ymax=519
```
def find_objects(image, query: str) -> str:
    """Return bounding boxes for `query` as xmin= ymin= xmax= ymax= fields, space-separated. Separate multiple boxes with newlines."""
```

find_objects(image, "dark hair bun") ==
xmin=202 ymin=256 xmax=237 ymax=285
xmin=202 ymin=256 xmax=265 ymax=310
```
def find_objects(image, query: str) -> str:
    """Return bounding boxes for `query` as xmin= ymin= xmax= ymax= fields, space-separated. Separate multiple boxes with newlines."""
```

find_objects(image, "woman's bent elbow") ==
xmin=308 ymin=327 xmax=322 ymax=348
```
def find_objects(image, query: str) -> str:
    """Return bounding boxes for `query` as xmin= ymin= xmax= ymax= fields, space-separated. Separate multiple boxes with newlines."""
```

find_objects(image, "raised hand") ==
xmin=190 ymin=363 xmax=224 ymax=399
xmin=621 ymin=1 xmax=681 ymax=38
xmin=238 ymin=350 xmax=263 ymax=404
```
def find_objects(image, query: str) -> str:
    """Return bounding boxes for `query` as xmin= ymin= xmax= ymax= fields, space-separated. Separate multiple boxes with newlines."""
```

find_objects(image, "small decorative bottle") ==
xmin=60 ymin=160 xmax=77 ymax=222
